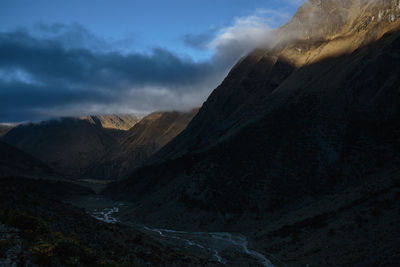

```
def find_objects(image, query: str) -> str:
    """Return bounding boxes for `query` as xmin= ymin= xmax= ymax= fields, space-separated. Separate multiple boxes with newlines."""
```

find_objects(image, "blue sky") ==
xmin=0 ymin=0 xmax=305 ymax=122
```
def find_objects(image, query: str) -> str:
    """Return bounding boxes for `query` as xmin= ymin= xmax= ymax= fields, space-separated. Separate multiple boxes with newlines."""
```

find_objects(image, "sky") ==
xmin=0 ymin=0 xmax=305 ymax=123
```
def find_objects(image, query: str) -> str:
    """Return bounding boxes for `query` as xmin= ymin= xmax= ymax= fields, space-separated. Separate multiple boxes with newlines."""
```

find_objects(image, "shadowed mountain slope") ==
xmin=88 ymin=109 xmax=198 ymax=180
xmin=152 ymin=0 xmax=400 ymax=161
xmin=103 ymin=3 xmax=400 ymax=264
xmin=3 ymin=115 xmax=139 ymax=178
xmin=0 ymin=140 xmax=59 ymax=179
xmin=104 ymin=0 xmax=400 ymax=230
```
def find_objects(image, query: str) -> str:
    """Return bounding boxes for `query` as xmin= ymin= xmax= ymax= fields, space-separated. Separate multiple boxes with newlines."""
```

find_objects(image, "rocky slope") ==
xmin=88 ymin=109 xmax=198 ymax=180
xmin=104 ymin=1 xmax=400 ymax=265
xmin=2 ymin=115 xmax=139 ymax=178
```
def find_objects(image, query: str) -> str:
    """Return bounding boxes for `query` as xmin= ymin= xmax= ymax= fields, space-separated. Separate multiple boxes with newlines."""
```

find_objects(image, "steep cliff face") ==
xmin=104 ymin=0 xmax=400 ymax=227
xmin=3 ymin=115 xmax=139 ymax=178
xmin=88 ymin=109 xmax=198 ymax=180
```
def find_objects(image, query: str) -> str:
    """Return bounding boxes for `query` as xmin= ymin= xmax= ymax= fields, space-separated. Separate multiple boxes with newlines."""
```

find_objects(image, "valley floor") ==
xmin=67 ymin=195 xmax=274 ymax=266
xmin=1 ymin=173 xmax=398 ymax=266
xmin=68 ymin=167 xmax=400 ymax=267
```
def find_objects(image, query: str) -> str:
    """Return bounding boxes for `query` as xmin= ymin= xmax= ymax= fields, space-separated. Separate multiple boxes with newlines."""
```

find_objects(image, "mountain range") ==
xmin=2 ymin=112 xmax=196 ymax=180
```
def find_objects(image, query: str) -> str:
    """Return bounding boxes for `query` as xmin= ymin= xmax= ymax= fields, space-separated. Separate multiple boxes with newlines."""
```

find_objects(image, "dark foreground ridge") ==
xmin=0 ymin=177 xmax=217 ymax=266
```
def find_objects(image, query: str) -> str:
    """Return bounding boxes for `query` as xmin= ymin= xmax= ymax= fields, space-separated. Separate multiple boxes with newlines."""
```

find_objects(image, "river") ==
xmin=89 ymin=201 xmax=274 ymax=266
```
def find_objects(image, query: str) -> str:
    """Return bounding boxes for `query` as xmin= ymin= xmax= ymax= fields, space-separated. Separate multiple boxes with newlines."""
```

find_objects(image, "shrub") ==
xmin=30 ymin=242 xmax=56 ymax=265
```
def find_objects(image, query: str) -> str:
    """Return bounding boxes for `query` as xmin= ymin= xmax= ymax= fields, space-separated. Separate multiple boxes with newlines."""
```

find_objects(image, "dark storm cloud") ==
xmin=0 ymin=27 xmax=223 ymax=122
xmin=0 ymin=30 xmax=214 ymax=88
xmin=0 ymin=15 xmax=275 ymax=122
xmin=0 ymin=81 xmax=113 ymax=122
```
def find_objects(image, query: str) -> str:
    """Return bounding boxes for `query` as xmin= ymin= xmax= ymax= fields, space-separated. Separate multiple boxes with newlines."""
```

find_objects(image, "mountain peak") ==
xmin=265 ymin=0 xmax=400 ymax=68
xmin=281 ymin=0 xmax=400 ymax=41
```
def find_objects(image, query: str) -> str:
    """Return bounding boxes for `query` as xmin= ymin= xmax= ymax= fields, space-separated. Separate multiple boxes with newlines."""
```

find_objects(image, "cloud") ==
xmin=204 ymin=8 xmax=292 ymax=70
xmin=0 ymin=4 xmax=294 ymax=123
xmin=0 ymin=30 xmax=215 ymax=88
xmin=0 ymin=27 xmax=225 ymax=122
xmin=183 ymin=30 xmax=216 ymax=50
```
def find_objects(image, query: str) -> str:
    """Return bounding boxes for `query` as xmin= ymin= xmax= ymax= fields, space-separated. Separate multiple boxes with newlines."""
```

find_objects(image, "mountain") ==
xmin=0 ymin=140 xmax=59 ymax=179
xmin=3 ymin=115 xmax=139 ymax=178
xmin=0 ymin=124 xmax=14 ymax=137
xmin=104 ymin=1 xmax=400 ymax=264
xmin=87 ymin=109 xmax=198 ymax=180
xmin=152 ymin=0 xmax=400 ymax=161
xmin=105 ymin=0 xmax=400 ymax=217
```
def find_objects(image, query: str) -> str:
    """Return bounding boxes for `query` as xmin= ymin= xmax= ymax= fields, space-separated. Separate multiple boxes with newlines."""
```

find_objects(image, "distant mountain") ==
xmin=0 ymin=140 xmax=59 ymax=179
xmin=104 ymin=0 xmax=400 ymax=243
xmin=87 ymin=109 xmax=198 ymax=180
xmin=2 ymin=112 xmax=196 ymax=181
xmin=3 ymin=115 xmax=140 ymax=178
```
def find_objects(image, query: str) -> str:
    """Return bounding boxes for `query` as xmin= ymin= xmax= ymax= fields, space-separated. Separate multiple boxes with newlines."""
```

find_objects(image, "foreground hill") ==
xmin=104 ymin=0 xmax=400 ymax=264
xmin=88 ymin=109 xmax=198 ymax=180
xmin=2 ymin=115 xmax=139 ymax=178
xmin=0 ymin=177 xmax=212 ymax=266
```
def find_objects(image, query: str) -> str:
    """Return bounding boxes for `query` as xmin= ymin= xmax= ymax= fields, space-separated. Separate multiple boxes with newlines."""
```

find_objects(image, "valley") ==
xmin=1 ymin=0 xmax=400 ymax=266
xmin=67 ymin=194 xmax=275 ymax=266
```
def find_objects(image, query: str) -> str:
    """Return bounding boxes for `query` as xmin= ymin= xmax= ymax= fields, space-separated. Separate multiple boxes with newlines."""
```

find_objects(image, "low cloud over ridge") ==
xmin=0 ymin=8 xmax=290 ymax=122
